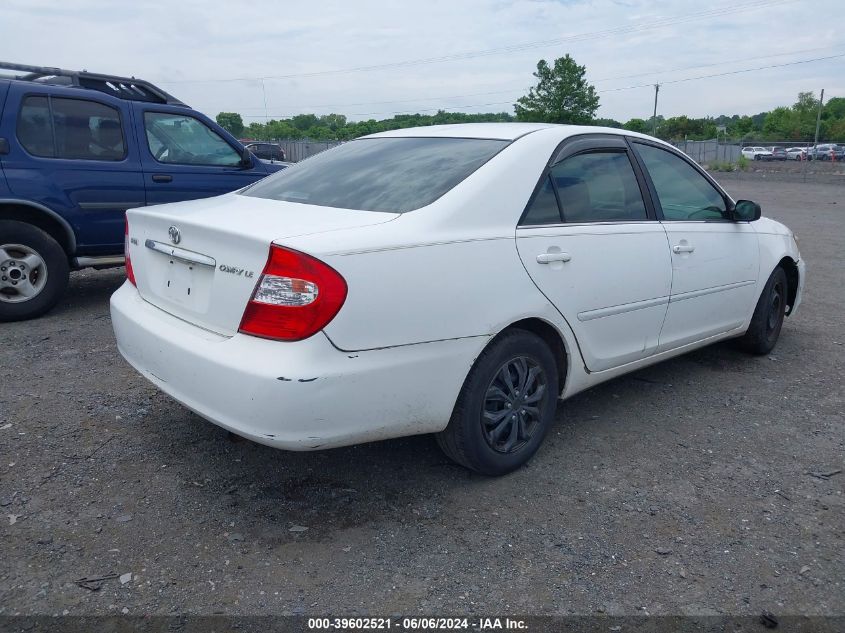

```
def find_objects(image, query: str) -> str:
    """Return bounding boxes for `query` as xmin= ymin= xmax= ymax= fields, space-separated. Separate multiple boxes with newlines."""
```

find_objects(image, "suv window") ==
xmin=17 ymin=96 xmax=53 ymax=157
xmin=144 ymin=112 xmax=241 ymax=167
xmin=551 ymin=151 xmax=647 ymax=223
xmin=17 ymin=96 xmax=126 ymax=161
xmin=242 ymin=137 xmax=508 ymax=213
xmin=634 ymin=143 xmax=728 ymax=221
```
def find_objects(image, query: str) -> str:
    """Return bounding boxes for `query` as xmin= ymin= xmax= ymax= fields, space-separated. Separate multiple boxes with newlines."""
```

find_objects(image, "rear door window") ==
xmin=242 ymin=137 xmax=509 ymax=213
xmin=522 ymin=176 xmax=562 ymax=225
xmin=17 ymin=95 xmax=126 ymax=161
xmin=550 ymin=151 xmax=648 ymax=223
xmin=52 ymin=98 xmax=126 ymax=160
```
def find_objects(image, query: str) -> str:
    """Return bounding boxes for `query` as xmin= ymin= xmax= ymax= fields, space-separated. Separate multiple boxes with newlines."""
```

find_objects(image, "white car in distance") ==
xmin=111 ymin=124 xmax=804 ymax=476
xmin=741 ymin=146 xmax=774 ymax=161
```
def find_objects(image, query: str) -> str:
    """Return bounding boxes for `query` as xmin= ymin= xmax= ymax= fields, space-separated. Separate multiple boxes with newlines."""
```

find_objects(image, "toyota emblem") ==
xmin=168 ymin=226 xmax=181 ymax=245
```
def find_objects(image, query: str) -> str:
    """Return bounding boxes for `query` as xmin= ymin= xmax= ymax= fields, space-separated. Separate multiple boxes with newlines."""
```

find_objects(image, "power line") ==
xmin=239 ymin=51 xmax=844 ymax=119
xmin=222 ymin=44 xmax=844 ymax=114
xmin=592 ymin=43 xmax=842 ymax=83
xmin=596 ymin=52 xmax=845 ymax=94
xmin=159 ymin=0 xmax=794 ymax=84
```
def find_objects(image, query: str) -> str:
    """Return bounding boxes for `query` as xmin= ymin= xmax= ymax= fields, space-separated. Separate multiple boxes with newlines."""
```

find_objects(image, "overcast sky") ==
xmin=3 ymin=0 xmax=843 ymax=123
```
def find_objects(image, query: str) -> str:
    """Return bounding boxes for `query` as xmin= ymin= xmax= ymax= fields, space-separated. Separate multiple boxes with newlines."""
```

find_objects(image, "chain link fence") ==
xmin=259 ymin=137 xmax=830 ymax=166
xmin=246 ymin=139 xmax=342 ymax=162
xmin=670 ymin=140 xmax=741 ymax=164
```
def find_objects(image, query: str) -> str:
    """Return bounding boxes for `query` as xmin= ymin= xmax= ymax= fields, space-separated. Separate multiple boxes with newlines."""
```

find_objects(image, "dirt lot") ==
xmin=1 ymin=177 xmax=843 ymax=618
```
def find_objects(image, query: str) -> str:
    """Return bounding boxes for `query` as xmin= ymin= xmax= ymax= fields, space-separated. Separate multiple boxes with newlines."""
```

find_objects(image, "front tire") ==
xmin=0 ymin=221 xmax=69 ymax=322
xmin=436 ymin=329 xmax=559 ymax=476
xmin=737 ymin=267 xmax=787 ymax=355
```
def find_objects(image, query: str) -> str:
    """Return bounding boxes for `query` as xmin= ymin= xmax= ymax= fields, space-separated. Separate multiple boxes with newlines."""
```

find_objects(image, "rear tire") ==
xmin=737 ymin=267 xmax=787 ymax=355
xmin=436 ymin=329 xmax=559 ymax=476
xmin=0 ymin=221 xmax=69 ymax=322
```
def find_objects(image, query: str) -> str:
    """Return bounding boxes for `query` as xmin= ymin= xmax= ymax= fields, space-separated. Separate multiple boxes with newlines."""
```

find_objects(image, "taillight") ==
xmin=239 ymin=245 xmax=347 ymax=341
xmin=124 ymin=214 xmax=136 ymax=286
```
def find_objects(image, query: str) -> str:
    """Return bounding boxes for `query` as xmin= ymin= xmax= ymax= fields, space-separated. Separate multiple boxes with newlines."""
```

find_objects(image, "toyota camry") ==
xmin=111 ymin=123 xmax=804 ymax=475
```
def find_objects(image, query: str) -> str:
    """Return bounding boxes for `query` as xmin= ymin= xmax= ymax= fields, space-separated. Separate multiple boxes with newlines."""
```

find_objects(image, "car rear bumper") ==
xmin=110 ymin=282 xmax=485 ymax=450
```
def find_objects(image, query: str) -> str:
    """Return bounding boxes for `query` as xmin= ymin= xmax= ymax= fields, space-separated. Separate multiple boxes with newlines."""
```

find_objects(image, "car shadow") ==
xmin=131 ymin=337 xmax=758 ymax=538
xmin=51 ymin=268 xmax=126 ymax=319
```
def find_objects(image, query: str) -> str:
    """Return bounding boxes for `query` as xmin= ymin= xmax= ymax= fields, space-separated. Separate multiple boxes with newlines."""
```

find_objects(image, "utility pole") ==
xmin=813 ymin=88 xmax=825 ymax=151
xmin=261 ymin=78 xmax=269 ymax=140
xmin=651 ymin=83 xmax=660 ymax=135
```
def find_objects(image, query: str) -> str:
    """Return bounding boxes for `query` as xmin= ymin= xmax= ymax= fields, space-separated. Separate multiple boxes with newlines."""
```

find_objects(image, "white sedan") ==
xmin=741 ymin=146 xmax=774 ymax=161
xmin=111 ymin=123 xmax=804 ymax=475
xmin=786 ymin=147 xmax=808 ymax=160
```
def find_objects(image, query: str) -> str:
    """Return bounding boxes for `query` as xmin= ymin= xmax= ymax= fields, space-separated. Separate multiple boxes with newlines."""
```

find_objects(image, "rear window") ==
xmin=241 ymin=137 xmax=509 ymax=213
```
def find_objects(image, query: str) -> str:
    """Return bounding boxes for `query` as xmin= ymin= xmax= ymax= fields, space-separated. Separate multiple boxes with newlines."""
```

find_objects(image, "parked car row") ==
xmin=807 ymin=143 xmax=844 ymax=161
xmin=742 ymin=144 xmax=843 ymax=161
xmin=0 ymin=61 xmax=286 ymax=321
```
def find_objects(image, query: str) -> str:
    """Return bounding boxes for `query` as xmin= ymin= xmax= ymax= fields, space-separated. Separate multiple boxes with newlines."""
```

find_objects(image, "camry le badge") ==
xmin=168 ymin=226 xmax=181 ymax=245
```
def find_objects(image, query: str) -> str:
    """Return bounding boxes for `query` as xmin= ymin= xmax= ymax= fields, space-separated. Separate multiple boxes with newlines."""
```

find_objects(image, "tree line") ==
xmin=216 ymin=55 xmax=845 ymax=143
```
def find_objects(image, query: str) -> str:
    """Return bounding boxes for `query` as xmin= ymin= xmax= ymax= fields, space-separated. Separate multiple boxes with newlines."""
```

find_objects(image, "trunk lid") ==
xmin=126 ymin=193 xmax=396 ymax=335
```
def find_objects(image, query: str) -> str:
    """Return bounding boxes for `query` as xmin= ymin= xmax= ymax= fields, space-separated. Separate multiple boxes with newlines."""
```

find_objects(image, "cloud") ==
xmin=2 ymin=0 xmax=843 ymax=122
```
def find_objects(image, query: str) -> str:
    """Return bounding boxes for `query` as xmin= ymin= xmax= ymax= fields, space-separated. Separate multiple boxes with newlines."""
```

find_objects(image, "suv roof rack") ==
xmin=0 ymin=61 xmax=186 ymax=106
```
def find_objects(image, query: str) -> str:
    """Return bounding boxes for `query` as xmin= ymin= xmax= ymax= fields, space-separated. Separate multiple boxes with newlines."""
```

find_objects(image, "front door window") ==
xmin=143 ymin=112 xmax=241 ymax=167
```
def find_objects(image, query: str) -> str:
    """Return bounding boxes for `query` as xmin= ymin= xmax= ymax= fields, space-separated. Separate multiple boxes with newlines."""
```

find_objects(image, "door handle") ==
xmin=672 ymin=244 xmax=695 ymax=254
xmin=536 ymin=252 xmax=572 ymax=264
xmin=152 ymin=174 xmax=173 ymax=183
xmin=0 ymin=137 xmax=9 ymax=155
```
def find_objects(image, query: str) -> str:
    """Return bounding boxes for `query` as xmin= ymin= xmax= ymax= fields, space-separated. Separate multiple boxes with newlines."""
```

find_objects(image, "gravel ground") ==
xmin=1 ymin=177 xmax=842 ymax=618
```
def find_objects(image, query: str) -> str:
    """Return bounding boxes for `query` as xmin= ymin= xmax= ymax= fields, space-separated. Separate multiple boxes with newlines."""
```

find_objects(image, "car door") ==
xmin=2 ymin=87 xmax=145 ymax=254
xmin=515 ymin=135 xmax=672 ymax=372
xmin=135 ymin=104 xmax=267 ymax=204
xmin=631 ymin=141 xmax=759 ymax=351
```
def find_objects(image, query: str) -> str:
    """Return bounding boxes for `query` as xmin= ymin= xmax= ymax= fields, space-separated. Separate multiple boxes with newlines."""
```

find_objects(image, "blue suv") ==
xmin=0 ymin=62 xmax=284 ymax=321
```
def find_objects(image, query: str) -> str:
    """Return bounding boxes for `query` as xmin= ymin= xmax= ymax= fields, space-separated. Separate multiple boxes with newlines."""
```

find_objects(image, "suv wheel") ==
xmin=436 ymin=329 xmax=559 ymax=476
xmin=0 ymin=221 xmax=69 ymax=322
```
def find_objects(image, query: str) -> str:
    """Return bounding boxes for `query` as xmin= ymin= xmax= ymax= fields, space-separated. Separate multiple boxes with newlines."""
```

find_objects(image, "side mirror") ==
xmin=732 ymin=199 xmax=761 ymax=222
xmin=240 ymin=147 xmax=252 ymax=168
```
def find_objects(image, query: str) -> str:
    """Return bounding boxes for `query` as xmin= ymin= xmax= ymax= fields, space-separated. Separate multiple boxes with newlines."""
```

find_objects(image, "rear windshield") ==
xmin=240 ymin=137 xmax=509 ymax=213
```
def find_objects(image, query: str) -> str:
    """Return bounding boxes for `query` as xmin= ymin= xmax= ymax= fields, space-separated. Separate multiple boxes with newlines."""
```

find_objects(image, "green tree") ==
xmin=623 ymin=118 xmax=649 ymax=133
xmin=215 ymin=112 xmax=244 ymax=137
xmin=793 ymin=91 xmax=818 ymax=117
xmin=291 ymin=114 xmax=320 ymax=131
xmin=319 ymin=114 xmax=348 ymax=131
xmin=823 ymin=96 xmax=845 ymax=120
xmin=729 ymin=115 xmax=755 ymax=138
xmin=827 ymin=118 xmax=845 ymax=142
xmin=592 ymin=117 xmax=622 ymax=128
xmin=763 ymin=106 xmax=799 ymax=139
xmin=244 ymin=121 xmax=264 ymax=140
xmin=515 ymin=55 xmax=599 ymax=124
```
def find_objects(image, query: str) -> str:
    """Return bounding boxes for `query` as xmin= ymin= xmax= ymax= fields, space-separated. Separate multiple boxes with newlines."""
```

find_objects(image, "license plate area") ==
xmin=159 ymin=257 xmax=213 ymax=311
xmin=164 ymin=258 xmax=196 ymax=303
xmin=143 ymin=242 xmax=215 ymax=313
